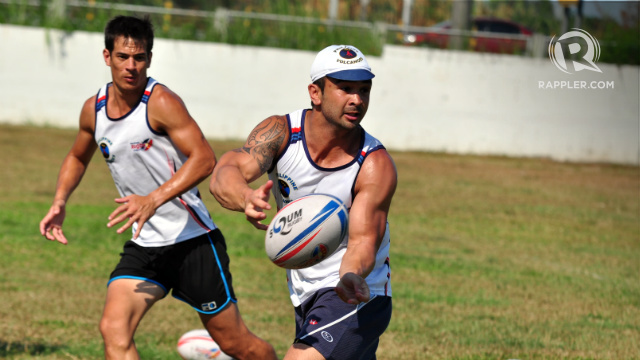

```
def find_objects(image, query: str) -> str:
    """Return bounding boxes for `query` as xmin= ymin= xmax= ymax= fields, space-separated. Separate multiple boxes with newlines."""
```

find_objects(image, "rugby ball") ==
xmin=265 ymin=193 xmax=349 ymax=269
xmin=177 ymin=329 xmax=233 ymax=360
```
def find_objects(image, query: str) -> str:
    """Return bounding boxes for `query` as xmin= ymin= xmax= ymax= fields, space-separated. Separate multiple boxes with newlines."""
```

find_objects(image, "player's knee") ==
xmin=99 ymin=316 xmax=130 ymax=344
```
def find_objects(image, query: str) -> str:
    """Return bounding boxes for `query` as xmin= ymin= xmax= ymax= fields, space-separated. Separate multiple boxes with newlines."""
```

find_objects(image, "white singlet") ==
xmin=268 ymin=109 xmax=392 ymax=307
xmin=93 ymin=77 xmax=216 ymax=247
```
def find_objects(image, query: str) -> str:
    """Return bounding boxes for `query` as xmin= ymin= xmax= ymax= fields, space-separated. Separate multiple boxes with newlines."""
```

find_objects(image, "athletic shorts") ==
xmin=108 ymin=229 xmax=237 ymax=314
xmin=293 ymin=288 xmax=392 ymax=360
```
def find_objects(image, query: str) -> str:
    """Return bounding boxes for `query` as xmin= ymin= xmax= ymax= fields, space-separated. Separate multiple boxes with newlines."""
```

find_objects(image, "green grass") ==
xmin=0 ymin=123 xmax=639 ymax=359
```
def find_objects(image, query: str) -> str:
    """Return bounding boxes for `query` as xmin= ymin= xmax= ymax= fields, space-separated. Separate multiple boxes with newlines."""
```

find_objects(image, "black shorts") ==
xmin=293 ymin=288 xmax=392 ymax=360
xmin=108 ymin=229 xmax=236 ymax=314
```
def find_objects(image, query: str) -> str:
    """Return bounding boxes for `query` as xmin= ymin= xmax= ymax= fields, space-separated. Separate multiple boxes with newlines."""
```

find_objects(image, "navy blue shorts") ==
xmin=108 ymin=229 xmax=237 ymax=314
xmin=293 ymin=288 xmax=392 ymax=360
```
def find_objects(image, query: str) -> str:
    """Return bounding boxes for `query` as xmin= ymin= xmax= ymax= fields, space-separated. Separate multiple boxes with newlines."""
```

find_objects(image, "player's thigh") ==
xmin=101 ymin=278 xmax=165 ymax=332
xmin=284 ymin=342 xmax=325 ymax=360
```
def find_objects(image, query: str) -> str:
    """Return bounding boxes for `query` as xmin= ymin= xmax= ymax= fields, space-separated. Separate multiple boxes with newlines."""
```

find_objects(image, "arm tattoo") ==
xmin=242 ymin=117 xmax=286 ymax=173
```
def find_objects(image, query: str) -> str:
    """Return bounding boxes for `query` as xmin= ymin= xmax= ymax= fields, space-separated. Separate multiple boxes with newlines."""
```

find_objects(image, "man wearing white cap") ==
xmin=210 ymin=44 xmax=397 ymax=360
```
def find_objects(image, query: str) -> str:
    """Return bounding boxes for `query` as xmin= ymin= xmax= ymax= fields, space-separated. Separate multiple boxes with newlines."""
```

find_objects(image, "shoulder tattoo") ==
xmin=242 ymin=117 xmax=286 ymax=173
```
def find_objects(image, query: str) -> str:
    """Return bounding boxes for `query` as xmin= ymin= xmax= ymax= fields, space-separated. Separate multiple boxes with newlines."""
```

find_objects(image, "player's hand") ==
xmin=244 ymin=180 xmax=273 ymax=231
xmin=107 ymin=194 xmax=157 ymax=239
xmin=335 ymin=272 xmax=371 ymax=305
xmin=39 ymin=200 xmax=69 ymax=245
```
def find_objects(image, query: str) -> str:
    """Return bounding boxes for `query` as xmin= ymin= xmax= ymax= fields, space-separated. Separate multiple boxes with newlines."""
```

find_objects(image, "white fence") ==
xmin=0 ymin=24 xmax=638 ymax=165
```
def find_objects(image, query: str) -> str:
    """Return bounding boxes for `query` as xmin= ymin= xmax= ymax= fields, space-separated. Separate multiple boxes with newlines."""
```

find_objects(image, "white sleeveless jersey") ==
xmin=93 ymin=77 xmax=216 ymax=247
xmin=268 ymin=109 xmax=392 ymax=307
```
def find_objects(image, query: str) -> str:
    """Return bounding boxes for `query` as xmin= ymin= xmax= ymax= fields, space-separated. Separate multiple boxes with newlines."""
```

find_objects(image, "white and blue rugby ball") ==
xmin=265 ymin=193 xmax=349 ymax=269
xmin=177 ymin=329 xmax=233 ymax=360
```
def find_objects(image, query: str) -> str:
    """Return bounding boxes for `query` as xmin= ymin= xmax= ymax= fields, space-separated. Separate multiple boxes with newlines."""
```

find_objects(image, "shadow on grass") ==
xmin=0 ymin=340 xmax=65 ymax=356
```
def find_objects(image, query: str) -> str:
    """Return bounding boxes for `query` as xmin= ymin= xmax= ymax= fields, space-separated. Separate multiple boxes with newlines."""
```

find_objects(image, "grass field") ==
xmin=0 ymin=123 xmax=638 ymax=360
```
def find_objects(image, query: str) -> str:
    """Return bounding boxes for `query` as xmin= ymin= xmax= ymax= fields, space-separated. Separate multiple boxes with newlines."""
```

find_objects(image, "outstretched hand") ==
xmin=107 ymin=194 xmax=158 ymax=239
xmin=39 ymin=200 xmax=68 ymax=245
xmin=335 ymin=272 xmax=371 ymax=305
xmin=244 ymin=180 xmax=273 ymax=230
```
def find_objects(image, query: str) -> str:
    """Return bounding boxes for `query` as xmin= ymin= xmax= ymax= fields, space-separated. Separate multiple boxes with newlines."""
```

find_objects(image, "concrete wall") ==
xmin=1 ymin=24 xmax=638 ymax=165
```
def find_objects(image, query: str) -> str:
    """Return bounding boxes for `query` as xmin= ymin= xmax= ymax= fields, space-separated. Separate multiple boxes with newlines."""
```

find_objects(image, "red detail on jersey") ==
xmin=179 ymin=198 xmax=210 ymax=231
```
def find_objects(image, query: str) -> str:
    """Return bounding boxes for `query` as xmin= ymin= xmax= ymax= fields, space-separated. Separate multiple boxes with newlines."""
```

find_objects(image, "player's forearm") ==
xmin=209 ymin=165 xmax=254 ymax=212
xmin=339 ymin=242 xmax=378 ymax=280
xmin=53 ymin=154 xmax=90 ymax=205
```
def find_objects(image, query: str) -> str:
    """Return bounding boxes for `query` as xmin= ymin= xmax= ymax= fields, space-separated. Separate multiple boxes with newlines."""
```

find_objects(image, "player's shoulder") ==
xmin=81 ymin=95 xmax=97 ymax=111
xmin=78 ymin=95 xmax=98 ymax=132
xmin=243 ymin=115 xmax=290 ymax=159
xmin=264 ymin=114 xmax=288 ymax=125
xmin=147 ymin=83 xmax=184 ymax=108
xmin=358 ymin=147 xmax=397 ymax=192
xmin=255 ymin=114 xmax=290 ymax=136
xmin=80 ymin=94 xmax=98 ymax=119
xmin=363 ymin=148 xmax=396 ymax=175
xmin=146 ymin=83 xmax=191 ymax=132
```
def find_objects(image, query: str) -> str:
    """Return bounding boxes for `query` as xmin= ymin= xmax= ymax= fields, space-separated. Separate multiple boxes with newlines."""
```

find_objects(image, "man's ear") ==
xmin=147 ymin=51 xmax=152 ymax=68
xmin=103 ymin=49 xmax=111 ymax=66
xmin=308 ymin=83 xmax=322 ymax=106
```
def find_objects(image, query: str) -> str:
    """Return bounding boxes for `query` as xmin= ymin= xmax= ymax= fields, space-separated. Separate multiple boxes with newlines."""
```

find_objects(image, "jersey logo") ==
xmin=130 ymin=138 xmax=154 ymax=151
xmin=277 ymin=174 xmax=298 ymax=201
xmin=98 ymin=137 xmax=116 ymax=163
xmin=278 ymin=179 xmax=291 ymax=198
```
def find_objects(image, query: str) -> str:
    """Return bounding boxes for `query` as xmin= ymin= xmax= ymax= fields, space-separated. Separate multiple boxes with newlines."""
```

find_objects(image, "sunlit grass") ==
xmin=1 ymin=124 xmax=638 ymax=359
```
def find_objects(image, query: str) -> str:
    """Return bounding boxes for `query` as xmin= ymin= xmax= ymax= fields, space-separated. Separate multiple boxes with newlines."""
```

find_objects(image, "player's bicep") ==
xmin=241 ymin=115 xmax=287 ymax=174
xmin=70 ymin=97 xmax=99 ymax=164
xmin=349 ymin=150 xmax=397 ymax=249
xmin=149 ymin=87 xmax=210 ymax=159
xmin=348 ymin=189 xmax=389 ymax=252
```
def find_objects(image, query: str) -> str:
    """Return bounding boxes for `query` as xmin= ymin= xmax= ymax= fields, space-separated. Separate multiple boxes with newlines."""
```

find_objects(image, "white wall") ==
xmin=1 ymin=24 xmax=638 ymax=165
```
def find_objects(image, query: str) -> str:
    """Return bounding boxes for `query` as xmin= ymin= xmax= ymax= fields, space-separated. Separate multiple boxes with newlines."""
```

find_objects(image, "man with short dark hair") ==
xmin=39 ymin=15 xmax=277 ymax=360
xmin=210 ymin=44 xmax=397 ymax=360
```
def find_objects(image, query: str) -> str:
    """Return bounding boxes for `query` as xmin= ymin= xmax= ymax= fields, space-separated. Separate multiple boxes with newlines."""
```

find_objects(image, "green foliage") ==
xmin=478 ymin=0 xmax=561 ymax=35
xmin=1 ymin=0 xmax=637 ymax=63
xmin=583 ymin=16 xmax=640 ymax=66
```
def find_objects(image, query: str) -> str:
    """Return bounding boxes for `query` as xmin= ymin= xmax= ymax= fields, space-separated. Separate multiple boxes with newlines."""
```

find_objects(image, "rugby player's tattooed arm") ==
xmin=209 ymin=115 xmax=287 ymax=218
xmin=237 ymin=116 xmax=286 ymax=174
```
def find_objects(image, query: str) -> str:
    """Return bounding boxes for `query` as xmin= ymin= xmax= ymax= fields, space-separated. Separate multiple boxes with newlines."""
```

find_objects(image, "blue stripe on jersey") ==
xmin=291 ymin=131 xmax=302 ymax=143
xmin=96 ymin=98 xmax=106 ymax=111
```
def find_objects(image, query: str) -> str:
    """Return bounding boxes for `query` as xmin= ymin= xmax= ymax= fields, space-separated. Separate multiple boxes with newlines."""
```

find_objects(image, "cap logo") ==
xmin=336 ymin=47 xmax=364 ymax=65
xmin=339 ymin=48 xmax=357 ymax=59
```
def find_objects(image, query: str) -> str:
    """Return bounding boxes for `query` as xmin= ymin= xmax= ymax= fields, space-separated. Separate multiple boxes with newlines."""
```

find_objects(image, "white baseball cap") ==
xmin=310 ymin=45 xmax=375 ymax=83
